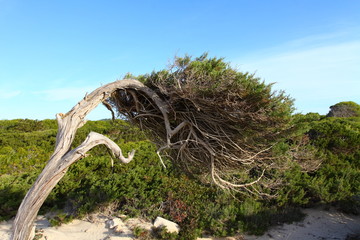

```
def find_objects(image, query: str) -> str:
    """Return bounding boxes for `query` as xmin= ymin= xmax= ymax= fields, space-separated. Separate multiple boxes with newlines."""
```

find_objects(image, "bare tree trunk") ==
xmin=11 ymin=79 xmax=163 ymax=240
xmin=11 ymin=74 xmax=274 ymax=239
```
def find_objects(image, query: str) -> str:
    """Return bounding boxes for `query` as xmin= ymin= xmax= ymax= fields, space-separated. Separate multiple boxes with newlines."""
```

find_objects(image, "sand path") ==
xmin=1 ymin=207 xmax=359 ymax=240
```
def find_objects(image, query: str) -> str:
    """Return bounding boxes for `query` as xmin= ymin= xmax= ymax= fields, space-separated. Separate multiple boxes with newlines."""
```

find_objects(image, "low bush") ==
xmin=0 ymin=103 xmax=359 ymax=238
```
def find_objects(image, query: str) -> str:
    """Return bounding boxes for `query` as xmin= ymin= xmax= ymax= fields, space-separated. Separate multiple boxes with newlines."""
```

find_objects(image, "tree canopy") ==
xmin=7 ymin=54 xmax=359 ymax=239
xmin=108 ymin=54 xmax=298 ymax=194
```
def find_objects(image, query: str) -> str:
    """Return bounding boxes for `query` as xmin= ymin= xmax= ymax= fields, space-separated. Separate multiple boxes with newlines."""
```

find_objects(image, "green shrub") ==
xmin=113 ymin=54 xmax=296 ymax=194
xmin=276 ymin=112 xmax=360 ymax=211
xmin=0 ymin=102 xmax=359 ymax=238
xmin=0 ymin=172 xmax=40 ymax=221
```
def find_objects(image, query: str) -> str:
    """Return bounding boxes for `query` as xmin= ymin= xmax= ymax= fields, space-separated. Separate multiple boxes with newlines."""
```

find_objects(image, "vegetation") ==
xmin=1 ymin=55 xmax=359 ymax=239
xmin=1 ymin=106 xmax=359 ymax=238
xmin=109 ymin=54 xmax=302 ymax=194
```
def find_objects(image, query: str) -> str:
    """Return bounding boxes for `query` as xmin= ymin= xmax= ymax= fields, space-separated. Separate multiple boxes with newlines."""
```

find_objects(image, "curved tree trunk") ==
xmin=11 ymin=74 xmax=275 ymax=239
xmin=11 ymin=79 xmax=167 ymax=240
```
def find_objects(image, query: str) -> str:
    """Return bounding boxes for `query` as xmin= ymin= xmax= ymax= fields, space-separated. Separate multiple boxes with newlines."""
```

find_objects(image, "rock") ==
xmin=153 ymin=217 xmax=180 ymax=234
xmin=106 ymin=218 xmax=132 ymax=235
xmin=326 ymin=102 xmax=360 ymax=117
xmin=106 ymin=218 xmax=122 ymax=229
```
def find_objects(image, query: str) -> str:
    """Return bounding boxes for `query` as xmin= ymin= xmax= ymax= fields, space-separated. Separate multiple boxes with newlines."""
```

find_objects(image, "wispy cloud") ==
xmin=34 ymin=86 xmax=98 ymax=101
xmin=235 ymin=33 xmax=360 ymax=114
xmin=0 ymin=89 xmax=21 ymax=99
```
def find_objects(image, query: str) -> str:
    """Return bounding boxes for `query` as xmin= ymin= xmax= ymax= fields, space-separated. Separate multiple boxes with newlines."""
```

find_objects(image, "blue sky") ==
xmin=1 ymin=0 xmax=359 ymax=120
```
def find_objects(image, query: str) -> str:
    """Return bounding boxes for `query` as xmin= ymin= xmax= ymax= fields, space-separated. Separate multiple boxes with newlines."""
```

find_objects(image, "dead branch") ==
xmin=12 ymin=63 xmax=298 ymax=239
xmin=11 ymin=79 xmax=162 ymax=240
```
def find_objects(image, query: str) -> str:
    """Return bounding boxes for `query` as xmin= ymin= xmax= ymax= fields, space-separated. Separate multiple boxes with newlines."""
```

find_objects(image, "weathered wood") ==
xmin=11 ymin=79 xmax=166 ymax=240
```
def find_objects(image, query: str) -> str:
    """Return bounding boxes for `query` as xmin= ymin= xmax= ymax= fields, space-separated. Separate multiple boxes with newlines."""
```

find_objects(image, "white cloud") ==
xmin=235 ymin=36 xmax=360 ymax=114
xmin=30 ymin=85 xmax=115 ymax=120
xmin=34 ymin=86 xmax=98 ymax=101
xmin=0 ymin=89 xmax=21 ymax=99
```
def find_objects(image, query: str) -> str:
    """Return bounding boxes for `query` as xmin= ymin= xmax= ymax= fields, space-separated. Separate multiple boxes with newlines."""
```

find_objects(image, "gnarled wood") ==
xmin=11 ymin=79 xmax=165 ymax=240
xmin=11 ymin=73 xmax=292 ymax=239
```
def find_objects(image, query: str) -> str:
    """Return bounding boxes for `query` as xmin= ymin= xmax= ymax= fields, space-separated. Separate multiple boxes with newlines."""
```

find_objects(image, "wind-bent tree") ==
xmin=12 ymin=55 xmax=298 ymax=240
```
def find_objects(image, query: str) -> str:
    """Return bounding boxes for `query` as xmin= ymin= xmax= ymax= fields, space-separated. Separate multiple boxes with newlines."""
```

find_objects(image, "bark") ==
xmin=11 ymin=79 xmax=163 ymax=240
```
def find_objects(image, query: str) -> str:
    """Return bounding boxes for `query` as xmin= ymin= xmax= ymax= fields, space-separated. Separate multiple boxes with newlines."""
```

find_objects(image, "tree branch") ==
xmin=11 ymin=79 xmax=156 ymax=240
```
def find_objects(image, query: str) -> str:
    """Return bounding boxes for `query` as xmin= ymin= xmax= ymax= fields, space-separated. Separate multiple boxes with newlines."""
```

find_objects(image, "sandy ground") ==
xmin=1 ymin=207 xmax=359 ymax=240
xmin=242 ymin=208 xmax=360 ymax=240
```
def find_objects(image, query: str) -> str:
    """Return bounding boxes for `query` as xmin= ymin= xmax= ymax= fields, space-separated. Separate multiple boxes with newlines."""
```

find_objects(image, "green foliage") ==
xmin=1 ymin=101 xmax=359 ymax=238
xmin=133 ymin=226 xmax=151 ymax=239
xmin=0 ymin=119 xmax=56 ymax=133
xmin=276 ymin=164 xmax=313 ymax=206
xmin=307 ymin=116 xmax=360 ymax=206
xmin=116 ymin=54 xmax=297 ymax=193
xmin=49 ymin=140 xmax=166 ymax=218
xmin=309 ymin=117 xmax=360 ymax=155
xmin=275 ymin=112 xmax=360 ymax=212
xmin=139 ymin=53 xmax=295 ymax=132
xmin=0 ymin=119 xmax=305 ymax=238
xmin=0 ymin=172 xmax=40 ymax=221
xmin=151 ymin=226 xmax=178 ymax=240
xmin=48 ymin=212 xmax=74 ymax=226
xmin=0 ymin=120 xmax=58 ymax=221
